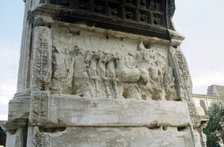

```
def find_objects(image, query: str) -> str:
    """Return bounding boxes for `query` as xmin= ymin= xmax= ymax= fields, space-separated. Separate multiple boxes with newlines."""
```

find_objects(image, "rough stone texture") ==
xmin=5 ymin=0 xmax=206 ymax=146
xmin=35 ymin=127 xmax=195 ymax=147
xmin=8 ymin=94 xmax=30 ymax=121
xmin=45 ymin=96 xmax=191 ymax=127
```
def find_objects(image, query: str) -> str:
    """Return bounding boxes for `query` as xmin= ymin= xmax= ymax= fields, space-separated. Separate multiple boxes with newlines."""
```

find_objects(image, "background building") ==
xmin=193 ymin=85 xmax=224 ymax=116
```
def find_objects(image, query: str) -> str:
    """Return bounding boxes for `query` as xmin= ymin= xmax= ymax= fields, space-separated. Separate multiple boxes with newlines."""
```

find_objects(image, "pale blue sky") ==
xmin=174 ymin=0 xmax=224 ymax=93
xmin=0 ymin=0 xmax=224 ymax=120
xmin=0 ymin=1 xmax=24 ymax=120
xmin=0 ymin=1 xmax=23 ymax=43
xmin=0 ymin=1 xmax=23 ymax=80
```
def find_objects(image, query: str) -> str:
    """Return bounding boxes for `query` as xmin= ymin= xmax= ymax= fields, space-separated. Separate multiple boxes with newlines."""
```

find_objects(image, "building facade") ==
xmin=193 ymin=85 xmax=224 ymax=116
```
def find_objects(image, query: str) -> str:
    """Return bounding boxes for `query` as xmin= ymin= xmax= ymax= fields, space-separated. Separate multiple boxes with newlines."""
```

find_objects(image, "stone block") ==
xmin=8 ymin=98 xmax=30 ymax=121
xmin=39 ymin=95 xmax=191 ymax=127
xmin=33 ymin=127 xmax=195 ymax=147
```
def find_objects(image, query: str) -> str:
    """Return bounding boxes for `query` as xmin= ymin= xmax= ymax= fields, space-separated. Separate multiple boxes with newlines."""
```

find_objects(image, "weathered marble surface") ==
xmin=7 ymin=91 xmax=31 ymax=122
xmin=48 ymin=26 xmax=178 ymax=101
xmin=30 ymin=127 xmax=195 ymax=147
xmin=6 ymin=129 xmax=25 ymax=147
xmin=5 ymin=1 xmax=204 ymax=146
xmin=29 ymin=95 xmax=191 ymax=127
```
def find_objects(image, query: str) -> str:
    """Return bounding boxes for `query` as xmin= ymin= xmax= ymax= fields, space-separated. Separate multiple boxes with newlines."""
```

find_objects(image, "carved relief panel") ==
xmin=49 ymin=26 xmax=178 ymax=101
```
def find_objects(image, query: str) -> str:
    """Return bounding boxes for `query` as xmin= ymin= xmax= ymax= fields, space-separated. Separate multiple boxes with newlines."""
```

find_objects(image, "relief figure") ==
xmin=51 ymin=47 xmax=75 ymax=94
xmin=105 ymin=53 xmax=120 ymax=98
xmin=73 ymin=46 xmax=92 ymax=97
xmin=49 ymin=41 xmax=178 ymax=101
xmin=115 ymin=52 xmax=142 ymax=99
xmin=85 ymin=50 xmax=101 ymax=97
xmin=115 ymin=52 xmax=140 ymax=82
xmin=96 ymin=50 xmax=108 ymax=98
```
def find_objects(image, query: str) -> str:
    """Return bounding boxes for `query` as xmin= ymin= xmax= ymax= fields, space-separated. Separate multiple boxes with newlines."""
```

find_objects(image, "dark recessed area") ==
xmin=47 ymin=0 xmax=176 ymax=40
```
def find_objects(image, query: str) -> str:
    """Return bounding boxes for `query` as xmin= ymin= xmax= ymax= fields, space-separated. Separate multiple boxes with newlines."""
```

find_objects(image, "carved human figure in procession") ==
xmin=51 ymin=46 xmax=75 ymax=94
xmin=63 ymin=48 xmax=76 ymax=94
xmin=95 ymin=50 xmax=108 ymax=98
xmin=105 ymin=53 xmax=118 ymax=82
xmin=73 ymin=46 xmax=92 ymax=97
xmin=51 ymin=47 xmax=64 ymax=94
xmin=104 ymin=53 xmax=120 ymax=98
xmin=85 ymin=50 xmax=103 ymax=97
xmin=73 ymin=46 xmax=89 ymax=79
xmin=96 ymin=50 xmax=107 ymax=80
xmin=135 ymin=41 xmax=150 ymax=84
xmin=85 ymin=50 xmax=100 ymax=80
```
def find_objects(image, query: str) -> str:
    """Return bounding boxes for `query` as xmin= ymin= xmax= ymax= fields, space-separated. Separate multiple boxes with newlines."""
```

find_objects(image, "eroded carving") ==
xmin=50 ymin=31 xmax=178 ymax=101
xmin=30 ymin=92 xmax=49 ymax=125
xmin=170 ymin=46 xmax=200 ymax=126
xmin=33 ymin=127 xmax=49 ymax=147
xmin=163 ymin=67 xmax=178 ymax=100
xmin=33 ymin=26 xmax=52 ymax=91
xmin=51 ymin=46 xmax=76 ymax=94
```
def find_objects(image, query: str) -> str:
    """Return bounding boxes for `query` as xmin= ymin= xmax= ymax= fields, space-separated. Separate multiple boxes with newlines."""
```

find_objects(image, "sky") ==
xmin=0 ymin=1 xmax=24 ymax=120
xmin=0 ymin=0 xmax=224 ymax=120
xmin=174 ymin=0 xmax=224 ymax=94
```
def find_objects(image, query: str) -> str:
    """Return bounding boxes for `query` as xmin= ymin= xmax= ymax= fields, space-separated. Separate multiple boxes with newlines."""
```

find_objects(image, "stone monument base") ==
xmin=30 ymin=127 xmax=196 ymax=147
xmin=5 ymin=1 xmax=206 ymax=145
xmin=6 ymin=94 xmax=203 ymax=147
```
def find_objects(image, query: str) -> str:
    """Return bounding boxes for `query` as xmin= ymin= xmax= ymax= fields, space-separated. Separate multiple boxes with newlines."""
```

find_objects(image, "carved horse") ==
xmin=115 ymin=53 xmax=149 ymax=84
xmin=115 ymin=53 xmax=141 ymax=82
